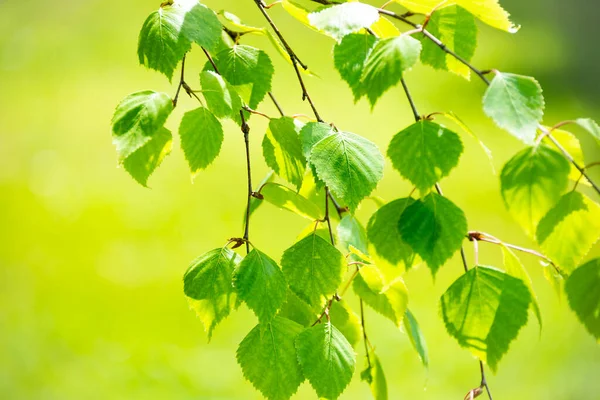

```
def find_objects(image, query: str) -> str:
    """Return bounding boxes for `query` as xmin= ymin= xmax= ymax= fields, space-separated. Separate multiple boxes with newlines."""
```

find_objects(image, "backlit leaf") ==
xmin=260 ymin=183 xmax=322 ymax=220
xmin=330 ymin=300 xmax=362 ymax=348
xmin=403 ymin=309 xmax=429 ymax=368
xmin=178 ymin=107 xmax=223 ymax=177
xmin=565 ymin=259 xmax=600 ymax=340
xmin=333 ymin=33 xmax=378 ymax=100
xmin=361 ymin=349 xmax=388 ymax=400
xmin=200 ymin=71 xmax=243 ymax=124
xmin=122 ymin=127 xmax=172 ymax=187
xmin=308 ymin=2 xmax=380 ymax=41
xmin=263 ymin=117 xmax=307 ymax=190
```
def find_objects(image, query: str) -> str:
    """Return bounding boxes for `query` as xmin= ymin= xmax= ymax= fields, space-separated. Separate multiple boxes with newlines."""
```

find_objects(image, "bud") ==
xmin=464 ymin=387 xmax=483 ymax=400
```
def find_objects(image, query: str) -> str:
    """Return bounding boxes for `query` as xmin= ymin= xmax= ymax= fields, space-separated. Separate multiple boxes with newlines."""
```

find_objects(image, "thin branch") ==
xmin=268 ymin=91 xmax=285 ymax=116
xmin=241 ymin=110 xmax=253 ymax=254
xmin=400 ymin=78 xmax=421 ymax=121
xmin=324 ymin=187 xmax=336 ymax=244
xmin=202 ymin=47 xmax=220 ymax=74
xmin=339 ymin=265 xmax=361 ymax=297
xmin=173 ymin=54 xmax=203 ymax=106
xmin=360 ymin=299 xmax=372 ymax=370
xmin=480 ymin=360 xmax=493 ymax=399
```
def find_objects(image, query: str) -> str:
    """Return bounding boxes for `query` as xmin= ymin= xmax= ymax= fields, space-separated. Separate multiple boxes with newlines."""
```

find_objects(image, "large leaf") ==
xmin=483 ymin=72 xmax=545 ymax=144
xmin=353 ymin=265 xmax=409 ymax=328
xmin=361 ymin=350 xmax=388 ymax=400
xmin=398 ymin=193 xmax=468 ymax=276
xmin=500 ymin=145 xmax=570 ymax=236
xmin=296 ymin=322 xmax=356 ymax=399
xmin=387 ymin=120 xmax=463 ymax=191
xmin=184 ymin=247 xmax=242 ymax=338
xmin=263 ymin=117 xmax=307 ymax=190
xmin=360 ymin=35 xmax=422 ymax=107
xmin=122 ymin=127 xmax=172 ymax=187
xmin=308 ymin=2 xmax=380 ymax=41
xmin=178 ymin=107 xmax=223 ymax=177
xmin=334 ymin=33 xmax=378 ymax=100
xmin=565 ymin=259 xmax=600 ymax=340
xmin=111 ymin=91 xmax=173 ymax=160
xmin=200 ymin=71 xmax=243 ymax=124
xmin=536 ymin=192 xmax=600 ymax=273
xmin=233 ymin=249 xmax=287 ymax=323
xmin=403 ymin=309 xmax=429 ymax=368
xmin=237 ymin=317 xmax=305 ymax=400
xmin=310 ymin=131 xmax=384 ymax=212
xmin=330 ymin=300 xmax=362 ymax=348
xmin=440 ymin=266 xmax=531 ymax=371
xmin=137 ymin=0 xmax=221 ymax=79
xmin=260 ymin=183 xmax=322 ymax=220
xmin=419 ymin=5 xmax=477 ymax=79
xmin=367 ymin=198 xmax=417 ymax=271
xmin=280 ymin=232 xmax=346 ymax=308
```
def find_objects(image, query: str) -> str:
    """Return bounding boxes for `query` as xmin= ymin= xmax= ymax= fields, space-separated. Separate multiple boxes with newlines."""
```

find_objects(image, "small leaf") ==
xmin=233 ymin=249 xmax=287 ymax=323
xmin=310 ymin=131 xmax=385 ymax=212
xmin=536 ymin=191 xmax=600 ymax=273
xmin=403 ymin=309 xmax=429 ymax=368
xmin=237 ymin=317 xmax=305 ymax=400
xmin=308 ymin=2 xmax=380 ymax=41
xmin=387 ymin=120 xmax=463 ymax=191
xmin=440 ymin=266 xmax=531 ymax=371
xmin=122 ymin=127 xmax=172 ymax=187
xmin=398 ymin=193 xmax=468 ymax=277
xmin=500 ymin=145 xmax=570 ymax=236
xmin=112 ymin=91 xmax=173 ymax=160
xmin=260 ymin=183 xmax=322 ymax=220
xmin=361 ymin=350 xmax=388 ymax=400
xmin=330 ymin=300 xmax=362 ymax=348
xmin=360 ymin=35 xmax=422 ymax=107
xmin=200 ymin=71 xmax=243 ymax=124
xmin=483 ymin=72 xmax=545 ymax=144
xmin=296 ymin=322 xmax=356 ymax=399
xmin=281 ymin=232 xmax=346 ymax=307
xmin=263 ymin=117 xmax=307 ymax=190
xmin=278 ymin=289 xmax=318 ymax=327
xmin=565 ymin=259 xmax=600 ymax=340
xmin=184 ymin=247 xmax=242 ymax=338
xmin=333 ymin=33 xmax=378 ymax=100
xmin=178 ymin=107 xmax=224 ymax=177
xmin=337 ymin=215 xmax=369 ymax=256
xmin=299 ymin=121 xmax=336 ymax=160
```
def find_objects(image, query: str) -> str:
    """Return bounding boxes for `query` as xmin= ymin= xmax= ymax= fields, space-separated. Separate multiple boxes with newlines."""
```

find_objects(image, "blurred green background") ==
xmin=1 ymin=0 xmax=599 ymax=398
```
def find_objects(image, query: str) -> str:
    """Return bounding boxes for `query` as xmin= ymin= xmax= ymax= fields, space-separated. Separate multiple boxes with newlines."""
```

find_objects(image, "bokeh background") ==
xmin=1 ymin=0 xmax=599 ymax=398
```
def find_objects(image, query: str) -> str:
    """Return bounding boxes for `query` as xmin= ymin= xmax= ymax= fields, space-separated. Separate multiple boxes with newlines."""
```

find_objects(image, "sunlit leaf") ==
xmin=260 ymin=183 xmax=322 ymax=220
xmin=178 ymin=107 xmax=223 ymax=177
xmin=308 ymin=2 xmax=380 ymax=41
xmin=263 ymin=117 xmax=307 ymax=190
xmin=122 ymin=127 xmax=172 ymax=187
xmin=565 ymin=259 xmax=600 ymax=340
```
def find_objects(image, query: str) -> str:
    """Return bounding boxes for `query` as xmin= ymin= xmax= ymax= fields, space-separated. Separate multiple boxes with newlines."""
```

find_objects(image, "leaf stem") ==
xmin=324 ymin=187 xmax=336 ymax=245
xmin=360 ymin=299 xmax=372 ymax=370
xmin=480 ymin=360 xmax=493 ymax=399
xmin=268 ymin=91 xmax=285 ymax=116
xmin=173 ymin=54 xmax=203 ymax=106
xmin=400 ymin=78 xmax=421 ymax=121
xmin=240 ymin=110 xmax=253 ymax=254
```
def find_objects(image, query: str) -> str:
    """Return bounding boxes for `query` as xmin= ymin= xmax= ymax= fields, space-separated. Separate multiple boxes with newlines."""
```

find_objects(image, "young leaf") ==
xmin=483 ymin=72 xmax=545 ymax=144
xmin=500 ymin=145 xmax=570 ymax=236
xmin=260 ymin=183 xmax=322 ymax=220
xmin=233 ymin=249 xmax=287 ymax=323
xmin=440 ymin=266 xmax=531 ymax=371
xmin=208 ymin=45 xmax=274 ymax=109
xmin=299 ymin=121 xmax=336 ymax=160
xmin=398 ymin=193 xmax=468 ymax=277
xmin=280 ymin=232 xmax=346 ymax=307
xmin=536 ymin=191 xmax=600 ymax=273
xmin=360 ymin=35 xmax=422 ymax=107
xmin=263 ymin=117 xmax=307 ymax=190
xmin=387 ymin=120 xmax=464 ymax=191
xmin=308 ymin=2 xmax=380 ymax=41
xmin=200 ymin=71 xmax=243 ymax=124
xmin=565 ymin=259 xmax=600 ymax=340
xmin=353 ymin=265 xmax=409 ymax=328
xmin=333 ymin=33 xmax=378 ymax=100
xmin=419 ymin=5 xmax=477 ymax=79
xmin=122 ymin=127 xmax=172 ymax=187
xmin=361 ymin=349 xmax=388 ymax=400
xmin=310 ymin=131 xmax=385 ymax=212
xmin=111 ymin=91 xmax=173 ymax=160
xmin=296 ymin=322 xmax=356 ymax=399
xmin=367 ymin=198 xmax=417 ymax=271
xmin=575 ymin=118 xmax=600 ymax=142
xmin=330 ymin=300 xmax=362 ymax=348
xmin=403 ymin=309 xmax=429 ymax=369
xmin=178 ymin=107 xmax=224 ymax=177
xmin=337 ymin=215 xmax=369 ymax=256
xmin=183 ymin=247 xmax=242 ymax=338
xmin=237 ymin=317 xmax=305 ymax=400
xmin=137 ymin=0 xmax=221 ymax=79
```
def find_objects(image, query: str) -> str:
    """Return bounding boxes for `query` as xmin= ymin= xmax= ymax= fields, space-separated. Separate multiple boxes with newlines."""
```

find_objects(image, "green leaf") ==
xmin=419 ymin=5 xmax=477 ymax=79
xmin=263 ymin=117 xmax=307 ymax=190
xmin=440 ymin=266 xmax=531 ymax=371
xmin=208 ymin=45 xmax=274 ymax=109
xmin=360 ymin=35 xmax=422 ymax=107
xmin=278 ymin=289 xmax=318 ymax=327
xmin=308 ymin=2 xmax=380 ymax=41
xmin=361 ymin=350 xmax=388 ymax=400
xmin=122 ymin=127 xmax=172 ymax=187
xmin=403 ymin=309 xmax=429 ymax=368
xmin=337 ymin=215 xmax=369 ymax=257
xmin=536 ymin=191 xmax=600 ymax=273
xmin=260 ymin=183 xmax=322 ymax=220
xmin=178 ymin=107 xmax=224 ymax=177
xmin=367 ymin=198 xmax=417 ymax=271
xmin=200 ymin=71 xmax=243 ymax=124
xmin=500 ymin=145 xmax=570 ymax=236
xmin=330 ymin=300 xmax=362 ymax=348
xmin=111 ymin=91 xmax=173 ymax=160
xmin=281 ymin=232 xmax=346 ymax=307
xmin=299 ymin=121 xmax=336 ymax=160
xmin=353 ymin=265 xmax=409 ymax=328
xmin=137 ymin=0 xmax=221 ymax=79
xmin=184 ymin=247 xmax=242 ymax=339
xmin=483 ymin=72 xmax=545 ymax=144
xmin=575 ymin=118 xmax=600 ymax=142
xmin=565 ymin=259 xmax=600 ymax=340
xmin=333 ymin=33 xmax=378 ymax=100
xmin=237 ymin=317 xmax=305 ymax=400
xmin=398 ymin=193 xmax=468 ymax=276
xmin=310 ymin=131 xmax=384 ymax=212
xmin=387 ymin=120 xmax=463 ymax=191
xmin=233 ymin=249 xmax=287 ymax=323
xmin=296 ymin=322 xmax=356 ymax=399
